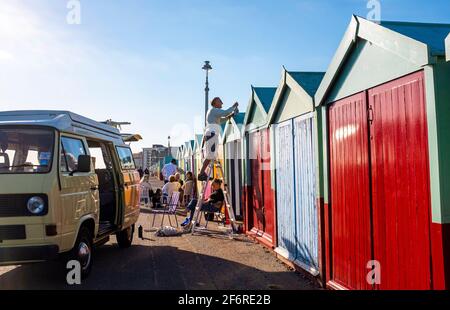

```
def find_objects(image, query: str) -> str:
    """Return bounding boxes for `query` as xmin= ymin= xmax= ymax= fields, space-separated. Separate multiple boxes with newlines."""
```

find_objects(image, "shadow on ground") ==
xmin=0 ymin=243 xmax=317 ymax=290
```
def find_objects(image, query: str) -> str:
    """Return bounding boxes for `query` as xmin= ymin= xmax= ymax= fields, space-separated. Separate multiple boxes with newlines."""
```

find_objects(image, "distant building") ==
xmin=142 ymin=144 xmax=177 ymax=170
xmin=133 ymin=152 xmax=143 ymax=169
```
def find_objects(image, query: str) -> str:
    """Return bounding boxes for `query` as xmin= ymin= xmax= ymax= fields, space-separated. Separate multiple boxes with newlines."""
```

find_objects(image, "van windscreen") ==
xmin=0 ymin=127 xmax=55 ymax=174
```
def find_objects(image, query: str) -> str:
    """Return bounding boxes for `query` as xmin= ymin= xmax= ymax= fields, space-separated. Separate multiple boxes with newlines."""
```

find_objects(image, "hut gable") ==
xmin=380 ymin=21 xmax=450 ymax=55
xmin=222 ymin=112 xmax=246 ymax=144
xmin=243 ymin=86 xmax=277 ymax=130
xmin=193 ymin=134 xmax=203 ymax=153
xmin=184 ymin=141 xmax=192 ymax=157
xmin=315 ymin=16 xmax=450 ymax=105
xmin=253 ymin=87 xmax=276 ymax=114
xmin=289 ymin=72 xmax=325 ymax=97
xmin=176 ymin=146 xmax=184 ymax=163
xmin=268 ymin=69 xmax=324 ymax=124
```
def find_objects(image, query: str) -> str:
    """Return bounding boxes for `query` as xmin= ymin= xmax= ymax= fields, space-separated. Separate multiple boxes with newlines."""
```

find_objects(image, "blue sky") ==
xmin=1 ymin=0 xmax=449 ymax=152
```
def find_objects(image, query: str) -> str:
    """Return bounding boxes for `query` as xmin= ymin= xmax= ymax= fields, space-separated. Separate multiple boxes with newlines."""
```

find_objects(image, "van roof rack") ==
xmin=0 ymin=110 xmax=134 ymax=145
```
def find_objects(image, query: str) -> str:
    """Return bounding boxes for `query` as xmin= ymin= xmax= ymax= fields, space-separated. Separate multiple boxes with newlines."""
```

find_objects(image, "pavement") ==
xmin=0 ymin=178 xmax=320 ymax=290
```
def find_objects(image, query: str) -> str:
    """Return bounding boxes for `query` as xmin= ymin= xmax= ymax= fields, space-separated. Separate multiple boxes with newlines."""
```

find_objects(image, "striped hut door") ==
xmin=275 ymin=120 xmax=296 ymax=259
xmin=294 ymin=114 xmax=319 ymax=274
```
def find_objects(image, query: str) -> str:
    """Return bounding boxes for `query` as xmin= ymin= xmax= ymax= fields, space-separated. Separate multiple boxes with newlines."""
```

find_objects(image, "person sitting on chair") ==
xmin=181 ymin=178 xmax=224 ymax=227
xmin=162 ymin=175 xmax=181 ymax=202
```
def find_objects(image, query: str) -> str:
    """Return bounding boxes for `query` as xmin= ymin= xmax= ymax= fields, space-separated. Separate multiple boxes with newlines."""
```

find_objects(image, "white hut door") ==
xmin=233 ymin=140 xmax=242 ymax=216
xmin=275 ymin=120 xmax=296 ymax=260
xmin=293 ymin=115 xmax=318 ymax=272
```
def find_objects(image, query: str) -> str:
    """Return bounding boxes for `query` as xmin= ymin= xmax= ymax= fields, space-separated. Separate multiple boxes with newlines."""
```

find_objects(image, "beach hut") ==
xmin=193 ymin=134 xmax=203 ymax=176
xmin=222 ymin=112 xmax=245 ymax=218
xmin=183 ymin=141 xmax=193 ymax=174
xmin=446 ymin=34 xmax=450 ymax=61
xmin=177 ymin=145 xmax=185 ymax=173
xmin=189 ymin=140 xmax=195 ymax=174
xmin=243 ymin=86 xmax=277 ymax=248
xmin=315 ymin=16 xmax=450 ymax=290
xmin=193 ymin=134 xmax=204 ymax=197
xmin=267 ymin=68 xmax=324 ymax=276
xmin=212 ymin=123 xmax=227 ymax=179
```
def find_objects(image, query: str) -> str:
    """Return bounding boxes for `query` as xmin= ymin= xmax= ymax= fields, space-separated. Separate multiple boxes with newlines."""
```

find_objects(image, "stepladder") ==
xmin=187 ymin=160 xmax=238 ymax=236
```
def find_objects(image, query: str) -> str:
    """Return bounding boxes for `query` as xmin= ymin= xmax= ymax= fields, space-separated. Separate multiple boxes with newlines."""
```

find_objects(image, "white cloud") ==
xmin=0 ymin=50 xmax=14 ymax=61
xmin=0 ymin=1 xmax=57 ymax=66
xmin=0 ymin=2 xmax=41 ymax=39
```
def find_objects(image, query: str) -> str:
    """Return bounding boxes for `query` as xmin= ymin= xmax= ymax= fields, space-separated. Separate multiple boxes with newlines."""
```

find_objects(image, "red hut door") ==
xmin=369 ymin=71 xmax=431 ymax=290
xmin=249 ymin=129 xmax=275 ymax=246
xmin=250 ymin=131 xmax=264 ymax=232
xmin=328 ymin=92 xmax=373 ymax=290
xmin=261 ymin=128 xmax=275 ymax=245
xmin=328 ymin=71 xmax=432 ymax=290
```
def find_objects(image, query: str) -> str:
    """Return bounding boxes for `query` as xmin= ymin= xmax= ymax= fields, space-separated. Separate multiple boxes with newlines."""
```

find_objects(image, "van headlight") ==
xmin=27 ymin=196 xmax=46 ymax=215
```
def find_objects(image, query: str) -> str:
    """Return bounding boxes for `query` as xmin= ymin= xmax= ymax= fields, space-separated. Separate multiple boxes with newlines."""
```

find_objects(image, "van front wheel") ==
xmin=116 ymin=225 xmax=134 ymax=248
xmin=66 ymin=226 xmax=93 ymax=279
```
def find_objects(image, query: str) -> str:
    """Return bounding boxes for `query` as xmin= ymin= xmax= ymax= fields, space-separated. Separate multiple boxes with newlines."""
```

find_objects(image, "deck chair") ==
xmin=151 ymin=191 xmax=180 ymax=229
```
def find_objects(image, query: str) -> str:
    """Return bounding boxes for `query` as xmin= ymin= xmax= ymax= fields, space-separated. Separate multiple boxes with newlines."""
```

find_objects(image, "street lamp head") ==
xmin=202 ymin=61 xmax=212 ymax=71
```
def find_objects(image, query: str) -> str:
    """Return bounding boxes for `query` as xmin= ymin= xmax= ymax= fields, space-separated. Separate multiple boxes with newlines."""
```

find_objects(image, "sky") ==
xmin=1 ymin=0 xmax=450 ymax=152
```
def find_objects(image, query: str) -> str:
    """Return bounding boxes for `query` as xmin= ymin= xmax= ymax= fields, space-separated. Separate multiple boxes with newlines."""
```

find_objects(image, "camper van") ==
xmin=0 ymin=111 xmax=141 ymax=277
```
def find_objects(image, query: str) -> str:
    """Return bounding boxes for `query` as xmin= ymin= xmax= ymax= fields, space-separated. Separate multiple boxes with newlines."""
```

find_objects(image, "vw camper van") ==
xmin=0 ymin=111 xmax=141 ymax=277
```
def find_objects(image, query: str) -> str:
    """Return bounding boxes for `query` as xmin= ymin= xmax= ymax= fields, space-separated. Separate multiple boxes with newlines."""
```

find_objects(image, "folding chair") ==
xmin=151 ymin=191 xmax=180 ymax=228
xmin=198 ymin=202 xmax=225 ymax=229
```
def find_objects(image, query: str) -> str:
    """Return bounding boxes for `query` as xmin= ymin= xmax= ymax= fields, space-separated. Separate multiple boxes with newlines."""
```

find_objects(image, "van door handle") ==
xmin=90 ymin=186 xmax=98 ymax=191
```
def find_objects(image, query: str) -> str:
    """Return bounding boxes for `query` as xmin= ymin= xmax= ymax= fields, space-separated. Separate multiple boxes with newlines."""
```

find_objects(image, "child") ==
xmin=152 ymin=188 xmax=163 ymax=209
xmin=181 ymin=178 xmax=224 ymax=227
xmin=182 ymin=172 xmax=195 ymax=198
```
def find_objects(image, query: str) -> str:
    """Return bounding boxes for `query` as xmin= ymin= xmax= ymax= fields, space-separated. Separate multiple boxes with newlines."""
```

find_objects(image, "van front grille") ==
xmin=0 ymin=194 xmax=48 ymax=217
xmin=0 ymin=225 xmax=26 ymax=241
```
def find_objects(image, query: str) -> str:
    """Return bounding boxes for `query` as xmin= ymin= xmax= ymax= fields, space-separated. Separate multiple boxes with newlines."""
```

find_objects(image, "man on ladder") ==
xmin=197 ymin=97 xmax=239 ymax=182
xmin=183 ymin=97 xmax=238 ymax=233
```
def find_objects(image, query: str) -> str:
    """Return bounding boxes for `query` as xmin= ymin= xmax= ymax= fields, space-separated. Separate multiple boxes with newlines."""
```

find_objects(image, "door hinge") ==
xmin=368 ymin=106 xmax=374 ymax=124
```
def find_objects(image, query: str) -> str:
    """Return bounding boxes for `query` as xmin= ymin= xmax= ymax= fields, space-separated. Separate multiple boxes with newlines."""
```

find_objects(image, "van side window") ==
xmin=88 ymin=143 xmax=113 ymax=170
xmin=61 ymin=137 xmax=86 ymax=173
xmin=116 ymin=146 xmax=135 ymax=170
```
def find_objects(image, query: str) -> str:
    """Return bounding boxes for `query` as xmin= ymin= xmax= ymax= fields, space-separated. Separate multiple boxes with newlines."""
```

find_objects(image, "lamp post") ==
xmin=202 ymin=61 xmax=212 ymax=126
xmin=167 ymin=136 xmax=171 ymax=157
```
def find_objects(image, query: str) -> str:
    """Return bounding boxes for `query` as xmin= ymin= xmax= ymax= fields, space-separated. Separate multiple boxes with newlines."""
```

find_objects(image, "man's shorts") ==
xmin=203 ymin=130 xmax=219 ymax=160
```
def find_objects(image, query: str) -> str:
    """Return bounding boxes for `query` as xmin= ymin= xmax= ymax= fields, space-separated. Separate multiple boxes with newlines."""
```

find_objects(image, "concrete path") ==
xmin=0 ymin=178 xmax=319 ymax=290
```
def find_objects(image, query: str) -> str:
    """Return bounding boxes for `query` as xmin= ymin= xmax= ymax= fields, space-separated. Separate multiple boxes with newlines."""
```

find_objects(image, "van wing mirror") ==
xmin=77 ymin=155 xmax=91 ymax=173
xmin=69 ymin=155 xmax=91 ymax=176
